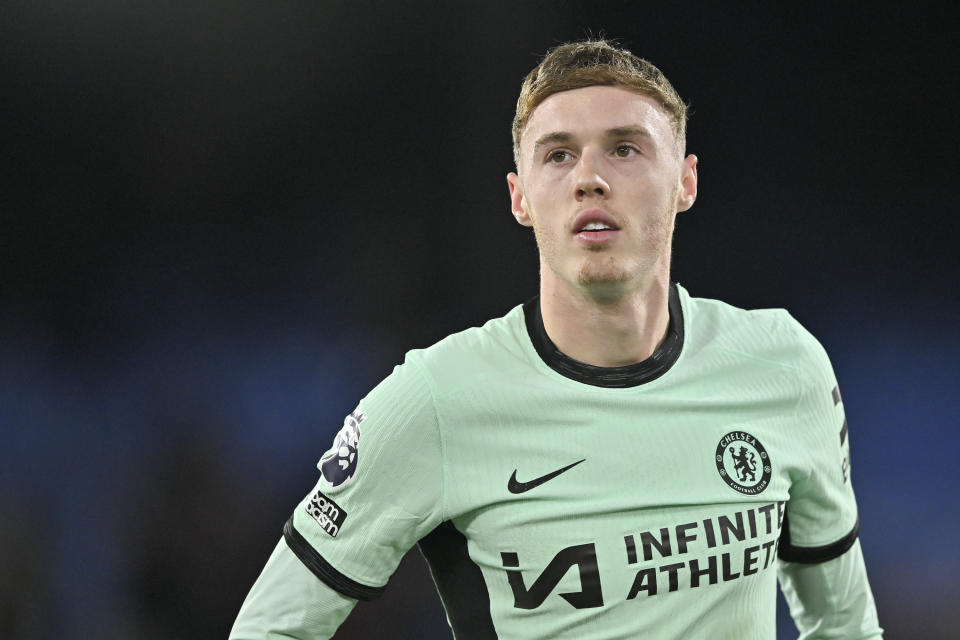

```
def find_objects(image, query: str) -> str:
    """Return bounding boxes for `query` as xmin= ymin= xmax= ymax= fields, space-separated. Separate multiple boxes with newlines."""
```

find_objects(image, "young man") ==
xmin=231 ymin=40 xmax=882 ymax=639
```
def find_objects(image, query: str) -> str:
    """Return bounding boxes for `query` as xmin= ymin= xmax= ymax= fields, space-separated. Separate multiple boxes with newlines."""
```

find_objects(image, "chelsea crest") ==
xmin=716 ymin=431 xmax=772 ymax=495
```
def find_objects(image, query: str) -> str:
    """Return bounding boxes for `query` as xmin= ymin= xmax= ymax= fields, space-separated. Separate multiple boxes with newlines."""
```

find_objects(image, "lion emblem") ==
xmin=320 ymin=410 xmax=365 ymax=489
xmin=730 ymin=445 xmax=757 ymax=483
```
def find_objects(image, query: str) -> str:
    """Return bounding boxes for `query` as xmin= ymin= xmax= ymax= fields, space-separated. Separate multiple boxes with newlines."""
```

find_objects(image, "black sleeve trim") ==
xmin=282 ymin=515 xmax=386 ymax=601
xmin=778 ymin=512 xmax=860 ymax=564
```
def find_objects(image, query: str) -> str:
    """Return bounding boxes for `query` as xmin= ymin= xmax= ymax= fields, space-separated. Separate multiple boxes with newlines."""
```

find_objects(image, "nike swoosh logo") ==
xmin=508 ymin=459 xmax=586 ymax=494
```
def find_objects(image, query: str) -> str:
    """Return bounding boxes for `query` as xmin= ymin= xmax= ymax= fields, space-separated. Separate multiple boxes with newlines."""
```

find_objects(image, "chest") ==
xmin=442 ymin=377 xmax=801 ymax=522
xmin=437 ymin=378 xmax=801 ymax=626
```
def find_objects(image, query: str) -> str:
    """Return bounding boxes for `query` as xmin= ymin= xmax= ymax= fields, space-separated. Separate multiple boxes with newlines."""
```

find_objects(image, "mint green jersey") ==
xmin=284 ymin=283 xmax=862 ymax=639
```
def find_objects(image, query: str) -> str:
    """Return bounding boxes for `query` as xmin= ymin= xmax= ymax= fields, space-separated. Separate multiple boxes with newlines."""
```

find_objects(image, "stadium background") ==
xmin=2 ymin=2 xmax=957 ymax=638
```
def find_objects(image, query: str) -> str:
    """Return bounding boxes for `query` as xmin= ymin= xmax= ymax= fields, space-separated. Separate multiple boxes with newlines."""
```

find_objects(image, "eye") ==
xmin=614 ymin=145 xmax=638 ymax=158
xmin=547 ymin=150 xmax=570 ymax=164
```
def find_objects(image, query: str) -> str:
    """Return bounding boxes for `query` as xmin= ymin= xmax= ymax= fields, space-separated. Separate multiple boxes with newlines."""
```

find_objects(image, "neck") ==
xmin=539 ymin=268 xmax=672 ymax=367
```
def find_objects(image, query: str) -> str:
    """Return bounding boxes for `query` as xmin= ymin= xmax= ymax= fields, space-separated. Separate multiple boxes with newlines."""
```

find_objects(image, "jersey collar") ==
xmin=522 ymin=282 xmax=684 ymax=388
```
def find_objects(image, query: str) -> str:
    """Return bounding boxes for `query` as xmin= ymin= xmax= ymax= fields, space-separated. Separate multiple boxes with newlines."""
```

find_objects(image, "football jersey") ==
xmin=284 ymin=282 xmax=860 ymax=639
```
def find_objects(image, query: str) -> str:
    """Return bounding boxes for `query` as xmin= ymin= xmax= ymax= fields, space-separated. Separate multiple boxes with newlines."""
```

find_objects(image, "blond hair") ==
xmin=512 ymin=39 xmax=688 ymax=167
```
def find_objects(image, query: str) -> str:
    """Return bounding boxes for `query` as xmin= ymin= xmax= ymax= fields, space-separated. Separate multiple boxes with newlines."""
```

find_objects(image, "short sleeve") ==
xmin=285 ymin=352 xmax=444 ymax=599
xmin=778 ymin=316 xmax=860 ymax=563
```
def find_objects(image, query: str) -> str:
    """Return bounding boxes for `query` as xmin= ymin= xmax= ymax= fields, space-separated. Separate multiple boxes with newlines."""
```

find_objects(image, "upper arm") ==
xmin=778 ymin=317 xmax=859 ymax=563
xmin=285 ymin=354 xmax=445 ymax=598
xmin=232 ymin=354 xmax=445 ymax=637
xmin=775 ymin=316 xmax=882 ymax=638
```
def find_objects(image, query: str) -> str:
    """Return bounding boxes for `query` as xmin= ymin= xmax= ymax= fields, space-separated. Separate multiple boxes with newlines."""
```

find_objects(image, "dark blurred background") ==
xmin=1 ymin=2 xmax=957 ymax=638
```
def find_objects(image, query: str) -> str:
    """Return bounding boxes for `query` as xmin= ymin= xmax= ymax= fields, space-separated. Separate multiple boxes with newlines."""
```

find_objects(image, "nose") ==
xmin=574 ymin=150 xmax=610 ymax=200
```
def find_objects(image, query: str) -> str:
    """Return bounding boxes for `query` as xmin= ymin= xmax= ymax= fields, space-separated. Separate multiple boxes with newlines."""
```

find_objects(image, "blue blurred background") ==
xmin=1 ymin=2 xmax=957 ymax=638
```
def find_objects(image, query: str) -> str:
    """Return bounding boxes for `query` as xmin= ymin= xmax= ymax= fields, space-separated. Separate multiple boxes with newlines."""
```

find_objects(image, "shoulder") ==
xmin=402 ymin=303 xmax=530 ymax=394
xmin=679 ymin=284 xmax=830 ymax=378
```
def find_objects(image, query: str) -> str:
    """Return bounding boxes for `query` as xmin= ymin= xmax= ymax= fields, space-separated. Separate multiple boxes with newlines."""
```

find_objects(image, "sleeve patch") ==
xmin=319 ymin=409 xmax=366 ymax=490
xmin=305 ymin=485 xmax=348 ymax=537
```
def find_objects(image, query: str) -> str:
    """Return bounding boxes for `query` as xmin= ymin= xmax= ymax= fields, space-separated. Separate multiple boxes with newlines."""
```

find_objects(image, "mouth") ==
xmin=574 ymin=228 xmax=620 ymax=245
xmin=572 ymin=210 xmax=620 ymax=245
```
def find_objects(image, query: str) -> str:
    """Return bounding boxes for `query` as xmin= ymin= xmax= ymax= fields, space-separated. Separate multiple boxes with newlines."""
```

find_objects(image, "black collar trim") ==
xmin=522 ymin=283 xmax=684 ymax=388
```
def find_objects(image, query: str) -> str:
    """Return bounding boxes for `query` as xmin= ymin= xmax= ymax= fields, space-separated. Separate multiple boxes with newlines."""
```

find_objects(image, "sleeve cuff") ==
xmin=283 ymin=515 xmax=387 ymax=601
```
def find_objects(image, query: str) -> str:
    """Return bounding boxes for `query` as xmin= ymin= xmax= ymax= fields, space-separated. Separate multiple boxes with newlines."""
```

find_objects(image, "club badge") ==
xmin=716 ymin=431 xmax=772 ymax=495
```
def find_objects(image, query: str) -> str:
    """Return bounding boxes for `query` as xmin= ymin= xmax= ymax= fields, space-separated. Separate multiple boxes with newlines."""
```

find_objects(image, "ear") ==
xmin=676 ymin=154 xmax=698 ymax=213
xmin=507 ymin=172 xmax=533 ymax=227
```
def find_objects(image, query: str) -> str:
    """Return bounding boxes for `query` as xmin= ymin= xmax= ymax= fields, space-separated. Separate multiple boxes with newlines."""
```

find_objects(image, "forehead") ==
xmin=522 ymin=85 xmax=674 ymax=151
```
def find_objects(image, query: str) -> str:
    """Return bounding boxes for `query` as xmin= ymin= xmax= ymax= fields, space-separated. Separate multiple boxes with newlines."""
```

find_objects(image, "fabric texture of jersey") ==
xmin=287 ymin=282 xmax=861 ymax=639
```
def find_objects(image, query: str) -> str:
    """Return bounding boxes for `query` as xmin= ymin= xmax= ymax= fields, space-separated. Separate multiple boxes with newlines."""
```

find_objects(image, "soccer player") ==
xmin=230 ymin=39 xmax=883 ymax=639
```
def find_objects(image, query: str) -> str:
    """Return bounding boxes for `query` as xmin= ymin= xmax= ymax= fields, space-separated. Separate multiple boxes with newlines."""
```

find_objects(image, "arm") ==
xmin=776 ymin=314 xmax=883 ymax=638
xmin=229 ymin=353 xmax=444 ymax=638
xmin=778 ymin=539 xmax=882 ymax=639
xmin=230 ymin=539 xmax=357 ymax=640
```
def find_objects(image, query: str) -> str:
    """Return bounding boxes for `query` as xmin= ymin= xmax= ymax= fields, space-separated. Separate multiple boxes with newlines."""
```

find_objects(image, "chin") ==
xmin=576 ymin=255 xmax=633 ymax=286
xmin=575 ymin=263 xmax=635 ymax=303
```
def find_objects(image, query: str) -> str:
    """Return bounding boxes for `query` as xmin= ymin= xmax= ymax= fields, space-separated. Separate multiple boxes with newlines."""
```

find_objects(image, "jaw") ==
xmin=576 ymin=255 xmax=643 ymax=305
xmin=538 ymin=250 xmax=635 ymax=306
xmin=540 ymin=242 xmax=673 ymax=307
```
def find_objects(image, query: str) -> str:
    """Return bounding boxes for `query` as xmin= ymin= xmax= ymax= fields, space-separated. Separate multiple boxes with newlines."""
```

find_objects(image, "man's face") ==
xmin=508 ymin=85 xmax=697 ymax=299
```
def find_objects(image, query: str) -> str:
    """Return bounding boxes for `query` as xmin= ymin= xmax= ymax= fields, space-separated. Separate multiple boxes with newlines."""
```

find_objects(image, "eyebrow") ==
xmin=532 ymin=131 xmax=574 ymax=155
xmin=532 ymin=126 xmax=652 ymax=155
xmin=605 ymin=126 xmax=651 ymax=140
